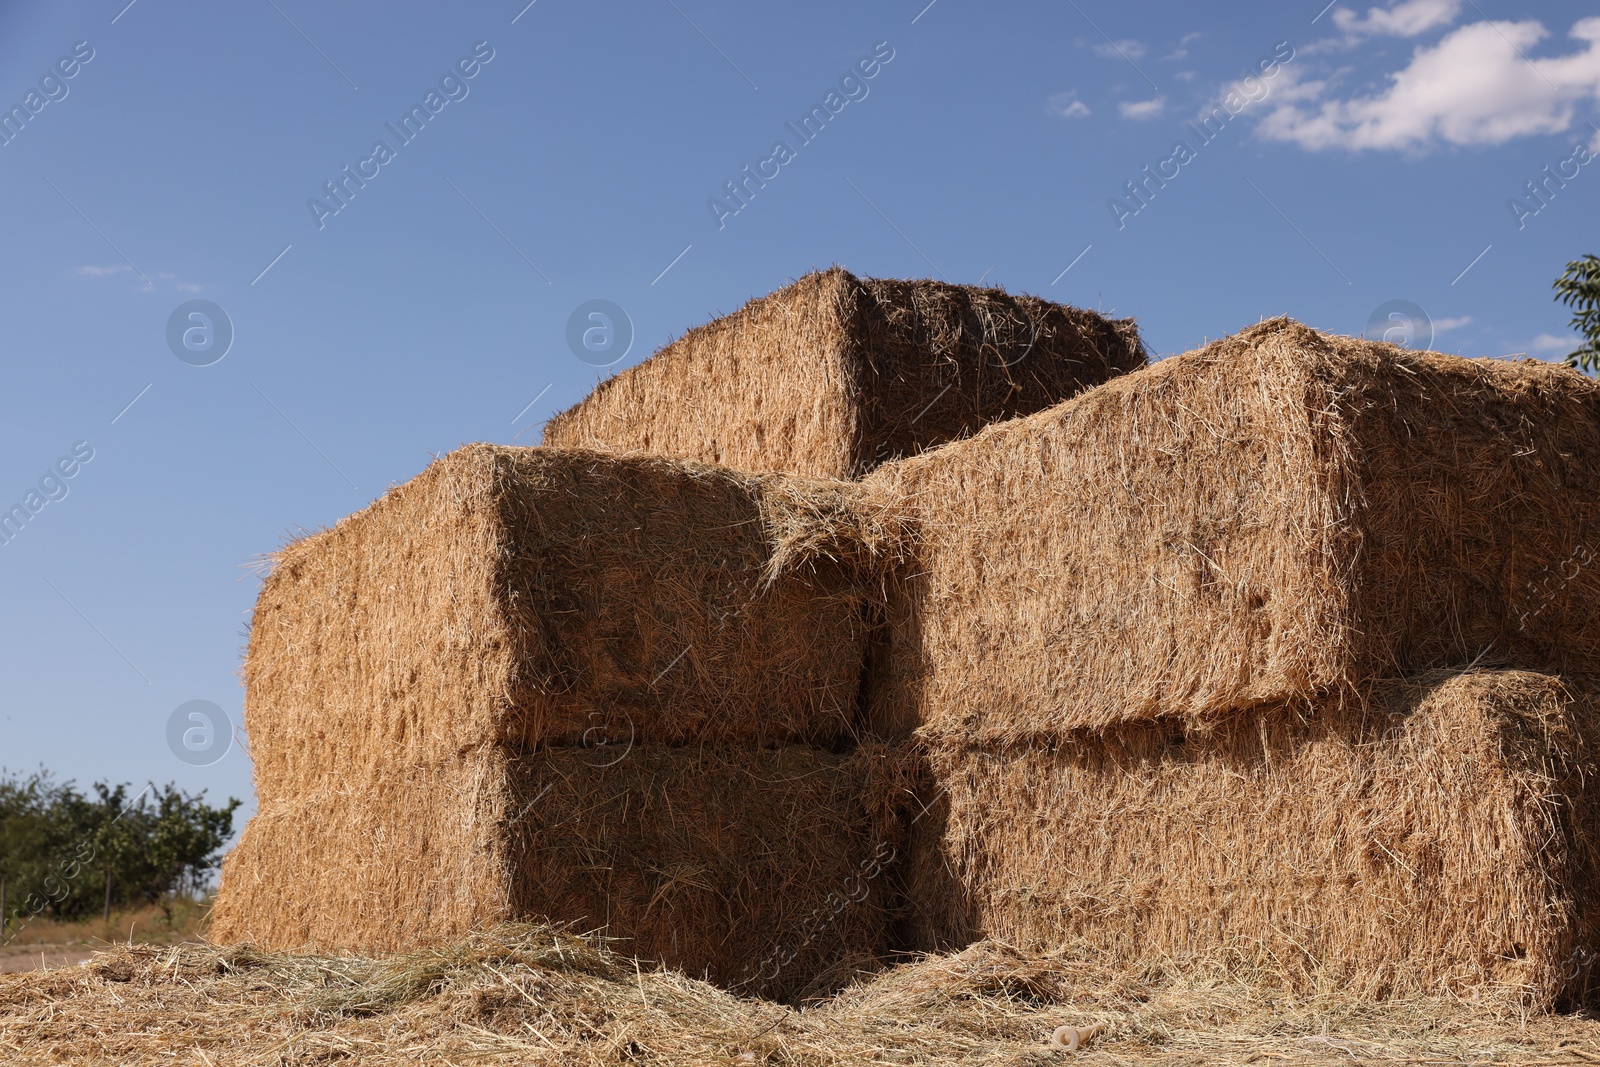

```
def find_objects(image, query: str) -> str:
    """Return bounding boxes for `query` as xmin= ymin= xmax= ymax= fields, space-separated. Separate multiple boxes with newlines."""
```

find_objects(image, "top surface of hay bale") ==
xmin=543 ymin=268 xmax=1146 ymax=479
xmin=245 ymin=444 xmax=893 ymax=791
xmin=865 ymin=318 xmax=1600 ymax=739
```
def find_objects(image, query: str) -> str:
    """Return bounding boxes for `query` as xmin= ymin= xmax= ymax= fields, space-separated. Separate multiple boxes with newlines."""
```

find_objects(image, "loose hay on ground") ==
xmin=2 ymin=928 xmax=1598 ymax=1066
xmin=543 ymin=268 xmax=1147 ymax=479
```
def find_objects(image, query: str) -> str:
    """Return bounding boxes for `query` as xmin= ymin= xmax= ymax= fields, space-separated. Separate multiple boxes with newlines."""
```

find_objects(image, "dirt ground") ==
xmin=0 ymin=949 xmax=94 ymax=974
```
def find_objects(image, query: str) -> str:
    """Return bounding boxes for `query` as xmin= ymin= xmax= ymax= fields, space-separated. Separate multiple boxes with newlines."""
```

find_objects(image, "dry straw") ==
xmin=208 ymin=753 xmax=512 ymax=958
xmin=543 ymin=268 xmax=1147 ymax=479
xmin=863 ymin=318 xmax=1600 ymax=740
xmin=218 ymin=443 xmax=908 ymax=999
xmin=503 ymin=743 xmax=908 ymax=1003
xmin=4 ymin=927 xmax=1600 ymax=1065
xmin=243 ymin=444 xmax=898 ymax=796
xmin=212 ymin=744 xmax=907 ymax=1002
xmin=897 ymin=669 xmax=1600 ymax=1012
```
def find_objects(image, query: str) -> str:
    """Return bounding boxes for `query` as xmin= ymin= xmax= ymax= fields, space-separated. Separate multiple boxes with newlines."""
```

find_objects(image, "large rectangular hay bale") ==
xmin=543 ymin=269 xmax=1146 ymax=479
xmin=504 ymin=744 xmax=904 ymax=999
xmin=208 ymin=755 xmax=511 ymax=952
xmin=865 ymin=319 xmax=1600 ymax=739
xmin=211 ymin=744 xmax=903 ymax=1001
xmin=244 ymin=444 xmax=890 ymax=794
xmin=898 ymin=670 xmax=1600 ymax=1009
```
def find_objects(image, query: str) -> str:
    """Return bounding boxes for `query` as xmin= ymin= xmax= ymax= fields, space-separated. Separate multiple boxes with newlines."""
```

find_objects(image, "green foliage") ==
xmin=0 ymin=769 xmax=240 ymax=928
xmin=1554 ymin=254 xmax=1600 ymax=373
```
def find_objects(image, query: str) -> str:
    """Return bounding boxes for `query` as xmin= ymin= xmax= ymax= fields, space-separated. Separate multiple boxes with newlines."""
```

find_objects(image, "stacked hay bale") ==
xmin=212 ymin=444 xmax=904 ymax=1001
xmin=904 ymin=671 xmax=1600 ymax=1006
xmin=543 ymin=268 xmax=1147 ymax=478
xmin=217 ymin=274 xmax=1600 ymax=1012
xmin=866 ymin=318 xmax=1600 ymax=1008
xmin=214 ymin=276 xmax=1142 ymax=1001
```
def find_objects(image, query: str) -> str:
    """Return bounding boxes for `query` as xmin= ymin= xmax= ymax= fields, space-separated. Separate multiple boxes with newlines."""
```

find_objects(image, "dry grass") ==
xmin=0 ymin=900 xmax=206 ymax=962
xmin=862 ymin=318 xmax=1600 ymax=740
xmin=2 ymin=926 xmax=1598 ymax=1065
xmin=544 ymin=268 xmax=1147 ymax=480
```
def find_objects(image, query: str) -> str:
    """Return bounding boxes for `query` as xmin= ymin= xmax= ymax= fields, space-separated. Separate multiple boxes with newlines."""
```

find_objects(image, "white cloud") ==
xmin=1209 ymin=65 xmax=1324 ymax=122
xmin=1331 ymin=0 xmax=1462 ymax=37
xmin=1119 ymin=96 xmax=1166 ymax=120
xmin=1258 ymin=17 xmax=1600 ymax=151
xmin=1093 ymin=38 xmax=1147 ymax=60
xmin=1164 ymin=32 xmax=1203 ymax=60
xmin=1049 ymin=91 xmax=1092 ymax=119
xmin=76 ymin=264 xmax=202 ymax=292
xmin=1523 ymin=332 xmax=1578 ymax=356
xmin=1432 ymin=315 xmax=1473 ymax=333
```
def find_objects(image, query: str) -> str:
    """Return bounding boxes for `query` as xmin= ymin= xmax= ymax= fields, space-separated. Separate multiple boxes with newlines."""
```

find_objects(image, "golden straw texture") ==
xmin=6 ymin=929 xmax=1600 ymax=1065
xmin=544 ymin=268 xmax=1147 ymax=479
xmin=897 ymin=669 xmax=1600 ymax=1011
xmin=864 ymin=318 xmax=1600 ymax=738
xmin=213 ymin=744 xmax=905 ymax=1002
xmin=243 ymin=443 xmax=894 ymax=798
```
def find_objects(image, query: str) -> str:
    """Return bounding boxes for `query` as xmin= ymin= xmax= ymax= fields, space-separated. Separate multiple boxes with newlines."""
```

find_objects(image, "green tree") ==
xmin=0 ymin=772 xmax=59 ymax=927
xmin=1554 ymin=254 xmax=1600 ymax=373
xmin=0 ymin=770 xmax=240 ymax=929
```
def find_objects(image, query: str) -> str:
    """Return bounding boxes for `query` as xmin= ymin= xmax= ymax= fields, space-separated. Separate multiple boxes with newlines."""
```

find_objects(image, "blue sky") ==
xmin=0 ymin=0 xmax=1596 ymax=829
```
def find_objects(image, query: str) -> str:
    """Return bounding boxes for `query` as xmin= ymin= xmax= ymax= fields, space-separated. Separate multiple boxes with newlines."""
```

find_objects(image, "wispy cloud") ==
xmin=1049 ymin=91 xmax=1092 ymax=119
xmin=1331 ymin=0 xmax=1462 ymax=37
xmin=1119 ymin=96 xmax=1166 ymax=120
xmin=1433 ymin=315 xmax=1473 ymax=333
xmin=1258 ymin=17 xmax=1600 ymax=151
xmin=156 ymin=271 xmax=204 ymax=293
xmin=76 ymin=264 xmax=205 ymax=293
xmin=1163 ymin=32 xmax=1203 ymax=61
xmin=1093 ymin=38 xmax=1147 ymax=60
xmin=1521 ymin=332 xmax=1578 ymax=357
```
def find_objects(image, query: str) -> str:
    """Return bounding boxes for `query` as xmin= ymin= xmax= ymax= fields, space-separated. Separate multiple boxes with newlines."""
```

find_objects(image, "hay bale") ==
xmin=897 ymin=670 xmax=1600 ymax=1009
xmin=542 ymin=269 xmax=1146 ymax=479
xmin=864 ymin=318 xmax=1600 ymax=739
xmin=208 ymin=753 xmax=512 ymax=953
xmin=243 ymin=444 xmax=893 ymax=795
xmin=505 ymin=744 xmax=905 ymax=1001
xmin=211 ymin=744 xmax=904 ymax=1002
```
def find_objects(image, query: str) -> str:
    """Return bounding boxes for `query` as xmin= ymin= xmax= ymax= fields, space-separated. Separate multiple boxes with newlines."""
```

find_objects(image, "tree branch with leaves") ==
xmin=1554 ymin=254 xmax=1600 ymax=374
